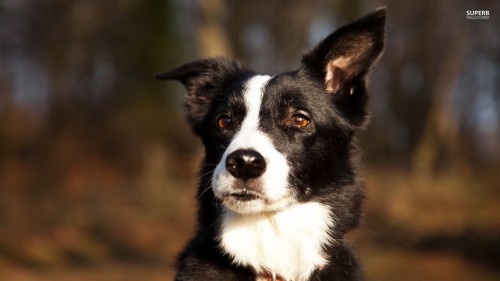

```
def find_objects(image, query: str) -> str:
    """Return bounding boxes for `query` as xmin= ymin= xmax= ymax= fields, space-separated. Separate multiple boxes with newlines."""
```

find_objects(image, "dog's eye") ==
xmin=288 ymin=113 xmax=311 ymax=128
xmin=216 ymin=115 xmax=232 ymax=129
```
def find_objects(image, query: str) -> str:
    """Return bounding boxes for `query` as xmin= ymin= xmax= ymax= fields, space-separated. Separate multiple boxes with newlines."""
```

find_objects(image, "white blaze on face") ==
xmin=211 ymin=75 xmax=292 ymax=213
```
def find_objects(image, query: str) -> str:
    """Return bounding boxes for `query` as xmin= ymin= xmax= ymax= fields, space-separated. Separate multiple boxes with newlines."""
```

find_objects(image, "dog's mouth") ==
xmin=218 ymin=187 xmax=293 ymax=214
xmin=226 ymin=190 xmax=262 ymax=202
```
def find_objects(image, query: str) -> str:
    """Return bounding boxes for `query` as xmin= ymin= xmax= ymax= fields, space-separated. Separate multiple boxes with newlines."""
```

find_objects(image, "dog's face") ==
xmin=157 ymin=9 xmax=385 ymax=215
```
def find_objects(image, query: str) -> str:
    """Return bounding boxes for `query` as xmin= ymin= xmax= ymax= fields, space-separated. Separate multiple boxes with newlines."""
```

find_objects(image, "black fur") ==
xmin=157 ymin=8 xmax=385 ymax=281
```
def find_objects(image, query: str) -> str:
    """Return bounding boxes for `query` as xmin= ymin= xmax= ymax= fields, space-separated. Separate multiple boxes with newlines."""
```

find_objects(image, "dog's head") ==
xmin=157 ymin=8 xmax=385 ymax=215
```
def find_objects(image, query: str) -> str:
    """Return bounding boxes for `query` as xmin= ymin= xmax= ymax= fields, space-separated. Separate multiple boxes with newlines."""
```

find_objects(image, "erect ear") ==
xmin=156 ymin=57 xmax=252 ymax=135
xmin=302 ymin=7 xmax=386 ymax=95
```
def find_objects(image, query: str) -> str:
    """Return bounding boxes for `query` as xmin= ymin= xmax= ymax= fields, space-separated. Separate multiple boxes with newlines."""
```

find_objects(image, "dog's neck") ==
xmin=219 ymin=202 xmax=333 ymax=281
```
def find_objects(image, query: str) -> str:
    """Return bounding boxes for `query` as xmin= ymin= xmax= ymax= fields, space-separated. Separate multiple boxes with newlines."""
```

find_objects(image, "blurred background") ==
xmin=0 ymin=0 xmax=499 ymax=280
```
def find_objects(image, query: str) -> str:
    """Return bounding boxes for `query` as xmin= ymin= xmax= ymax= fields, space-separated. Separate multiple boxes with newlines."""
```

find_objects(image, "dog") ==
xmin=157 ymin=7 xmax=385 ymax=281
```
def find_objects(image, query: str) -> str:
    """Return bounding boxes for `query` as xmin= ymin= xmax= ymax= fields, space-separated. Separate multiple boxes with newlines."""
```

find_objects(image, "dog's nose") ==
xmin=226 ymin=149 xmax=266 ymax=180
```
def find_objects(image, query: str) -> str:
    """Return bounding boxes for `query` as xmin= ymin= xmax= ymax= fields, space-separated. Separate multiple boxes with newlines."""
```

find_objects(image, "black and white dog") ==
xmin=157 ymin=8 xmax=385 ymax=281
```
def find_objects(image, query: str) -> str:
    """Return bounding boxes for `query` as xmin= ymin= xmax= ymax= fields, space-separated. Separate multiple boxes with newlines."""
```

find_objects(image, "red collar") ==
xmin=259 ymin=271 xmax=286 ymax=281
xmin=259 ymin=265 xmax=324 ymax=281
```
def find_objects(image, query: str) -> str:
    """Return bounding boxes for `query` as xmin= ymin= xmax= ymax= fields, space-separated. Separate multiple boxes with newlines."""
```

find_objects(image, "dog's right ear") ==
xmin=156 ymin=57 xmax=251 ymax=135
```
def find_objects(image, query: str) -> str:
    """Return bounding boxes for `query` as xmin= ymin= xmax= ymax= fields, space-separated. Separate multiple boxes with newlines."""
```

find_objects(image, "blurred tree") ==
xmin=0 ymin=0 xmax=186 ymax=256
xmin=362 ymin=0 xmax=499 ymax=177
xmin=197 ymin=0 xmax=233 ymax=57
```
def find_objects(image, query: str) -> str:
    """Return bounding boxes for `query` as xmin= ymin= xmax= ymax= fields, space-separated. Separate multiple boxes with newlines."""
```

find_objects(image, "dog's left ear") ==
xmin=302 ymin=7 xmax=386 ymax=126
xmin=302 ymin=7 xmax=386 ymax=93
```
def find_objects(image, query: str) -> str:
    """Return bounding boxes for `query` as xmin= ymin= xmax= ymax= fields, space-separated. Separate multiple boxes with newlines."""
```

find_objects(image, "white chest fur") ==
xmin=219 ymin=202 xmax=333 ymax=281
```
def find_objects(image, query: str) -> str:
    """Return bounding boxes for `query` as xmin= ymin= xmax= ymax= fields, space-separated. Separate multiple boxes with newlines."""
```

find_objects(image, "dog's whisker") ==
xmin=202 ymin=163 xmax=219 ymax=167
xmin=196 ymin=170 xmax=214 ymax=181
xmin=197 ymin=178 xmax=213 ymax=199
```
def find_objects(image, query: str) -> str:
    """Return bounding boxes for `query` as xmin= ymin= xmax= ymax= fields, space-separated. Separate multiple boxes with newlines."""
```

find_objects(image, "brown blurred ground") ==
xmin=1 ymin=166 xmax=498 ymax=280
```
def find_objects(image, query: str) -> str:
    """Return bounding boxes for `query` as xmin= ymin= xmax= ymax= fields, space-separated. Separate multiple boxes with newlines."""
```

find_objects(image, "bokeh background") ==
xmin=1 ymin=0 xmax=499 ymax=280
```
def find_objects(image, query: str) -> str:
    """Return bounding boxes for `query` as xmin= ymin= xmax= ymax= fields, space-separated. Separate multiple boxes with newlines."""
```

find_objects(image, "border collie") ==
xmin=157 ymin=8 xmax=385 ymax=281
